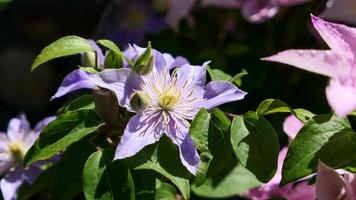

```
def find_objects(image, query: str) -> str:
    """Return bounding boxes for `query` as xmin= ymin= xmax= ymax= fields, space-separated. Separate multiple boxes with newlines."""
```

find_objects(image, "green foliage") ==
xmin=83 ymin=149 xmax=135 ymax=200
xmin=57 ymin=94 xmax=95 ymax=114
xmin=24 ymin=109 xmax=102 ymax=166
xmin=207 ymin=67 xmax=248 ymax=86
xmin=155 ymin=180 xmax=177 ymax=200
xmin=191 ymin=160 xmax=261 ymax=198
xmin=256 ymin=99 xmax=315 ymax=123
xmin=231 ymin=112 xmax=279 ymax=183
xmin=281 ymin=114 xmax=352 ymax=185
xmin=32 ymin=36 xmax=94 ymax=70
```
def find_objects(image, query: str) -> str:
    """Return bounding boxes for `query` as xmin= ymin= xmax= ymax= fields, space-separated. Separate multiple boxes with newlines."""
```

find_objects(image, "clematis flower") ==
xmin=320 ymin=0 xmax=356 ymax=26
xmin=0 ymin=115 xmax=56 ymax=200
xmin=53 ymin=44 xmax=246 ymax=174
xmin=263 ymin=15 xmax=356 ymax=116
xmin=316 ymin=161 xmax=356 ymax=200
xmin=201 ymin=0 xmax=310 ymax=23
xmin=243 ymin=115 xmax=315 ymax=200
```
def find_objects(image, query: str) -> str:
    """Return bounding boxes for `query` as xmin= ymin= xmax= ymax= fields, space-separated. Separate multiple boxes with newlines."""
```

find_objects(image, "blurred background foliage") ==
xmin=0 ymin=0 xmax=341 ymax=140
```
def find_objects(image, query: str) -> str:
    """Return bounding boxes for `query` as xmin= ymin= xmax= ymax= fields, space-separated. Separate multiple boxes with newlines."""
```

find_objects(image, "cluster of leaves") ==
xmin=20 ymin=36 xmax=356 ymax=200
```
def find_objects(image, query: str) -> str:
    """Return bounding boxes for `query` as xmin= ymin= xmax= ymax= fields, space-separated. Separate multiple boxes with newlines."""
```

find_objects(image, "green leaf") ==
xmin=57 ymin=94 xmax=95 ymax=114
xmin=52 ymin=137 xmax=97 ymax=200
xmin=207 ymin=67 xmax=232 ymax=81
xmin=155 ymin=180 xmax=177 ymax=200
xmin=79 ymin=66 xmax=99 ymax=74
xmin=281 ymin=114 xmax=352 ymax=185
xmin=97 ymin=39 xmax=134 ymax=67
xmin=206 ymin=109 xmax=234 ymax=177
xmin=256 ymin=99 xmax=314 ymax=123
xmin=104 ymin=50 xmax=123 ymax=69
xmin=134 ymin=42 xmax=152 ymax=67
xmin=83 ymin=149 xmax=135 ymax=200
xmin=32 ymin=36 xmax=94 ymax=70
xmin=192 ymin=160 xmax=261 ymax=199
xmin=135 ymin=136 xmax=191 ymax=200
xmin=24 ymin=110 xmax=102 ymax=166
xmin=229 ymin=69 xmax=248 ymax=86
xmin=189 ymin=109 xmax=212 ymax=185
xmin=231 ymin=112 xmax=280 ymax=183
xmin=132 ymin=170 xmax=156 ymax=200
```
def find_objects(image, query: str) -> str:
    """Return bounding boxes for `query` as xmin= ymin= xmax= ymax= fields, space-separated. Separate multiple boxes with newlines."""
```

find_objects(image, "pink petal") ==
xmin=262 ymin=49 xmax=349 ymax=78
xmin=316 ymin=161 xmax=347 ymax=200
xmin=311 ymin=15 xmax=356 ymax=59
xmin=283 ymin=115 xmax=304 ymax=140
xmin=286 ymin=181 xmax=315 ymax=200
xmin=325 ymin=79 xmax=356 ymax=116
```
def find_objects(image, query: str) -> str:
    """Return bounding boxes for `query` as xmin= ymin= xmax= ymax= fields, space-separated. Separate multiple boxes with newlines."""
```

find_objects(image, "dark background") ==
xmin=0 ymin=0 xmax=331 ymax=136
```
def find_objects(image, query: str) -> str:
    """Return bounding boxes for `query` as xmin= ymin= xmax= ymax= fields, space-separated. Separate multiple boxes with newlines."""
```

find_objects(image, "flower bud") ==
xmin=133 ymin=55 xmax=154 ymax=75
xmin=81 ymin=51 xmax=98 ymax=68
xmin=104 ymin=50 xmax=123 ymax=69
xmin=93 ymin=87 xmax=121 ymax=126
xmin=130 ymin=92 xmax=148 ymax=112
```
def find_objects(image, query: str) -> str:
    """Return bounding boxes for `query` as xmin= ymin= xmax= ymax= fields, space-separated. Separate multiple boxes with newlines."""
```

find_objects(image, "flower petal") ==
xmin=114 ymin=112 xmax=161 ymax=160
xmin=325 ymin=79 xmax=356 ymax=117
xmin=316 ymin=161 xmax=347 ymax=200
xmin=285 ymin=181 xmax=316 ymax=200
xmin=7 ymin=115 xmax=30 ymax=143
xmin=0 ymin=167 xmax=24 ymax=200
xmin=283 ymin=115 xmax=304 ymax=140
xmin=241 ymin=0 xmax=279 ymax=23
xmin=277 ymin=0 xmax=310 ymax=6
xmin=52 ymin=69 xmax=93 ymax=99
xmin=262 ymin=50 xmax=350 ymax=78
xmin=176 ymin=62 xmax=209 ymax=86
xmin=166 ymin=0 xmax=196 ymax=31
xmin=90 ymin=68 xmax=140 ymax=108
xmin=203 ymin=81 xmax=246 ymax=109
xmin=23 ymin=166 xmax=42 ymax=185
xmin=166 ymin=116 xmax=200 ymax=175
xmin=311 ymin=15 xmax=356 ymax=59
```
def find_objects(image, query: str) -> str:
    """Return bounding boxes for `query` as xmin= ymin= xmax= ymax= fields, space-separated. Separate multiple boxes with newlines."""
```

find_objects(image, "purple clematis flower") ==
xmin=201 ymin=0 xmax=310 ymax=23
xmin=53 ymin=44 xmax=246 ymax=174
xmin=263 ymin=15 xmax=356 ymax=117
xmin=0 ymin=115 xmax=56 ymax=200
xmin=243 ymin=114 xmax=315 ymax=200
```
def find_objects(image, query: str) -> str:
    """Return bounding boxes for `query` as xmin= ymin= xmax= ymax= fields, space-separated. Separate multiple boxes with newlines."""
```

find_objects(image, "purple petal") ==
xmin=52 ymin=69 xmax=94 ymax=99
xmin=23 ymin=166 xmax=42 ymax=185
xmin=201 ymin=0 xmax=241 ymax=8
xmin=241 ymin=0 xmax=279 ymax=23
xmin=283 ymin=115 xmax=304 ymax=140
xmin=0 ymin=167 xmax=25 ymax=200
xmin=343 ymin=172 xmax=356 ymax=198
xmin=202 ymin=81 xmax=246 ymax=109
xmin=166 ymin=116 xmax=200 ymax=175
xmin=162 ymin=53 xmax=189 ymax=70
xmin=7 ymin=115 xmax=30 ymax=144
xmin=114 ymin=112 xmax=161 ymax=160
xmin=311 ymin=15 xmax=356 ymax=59
xmin=33 ymin=116 xmax=56 ymax=134
xmin=166 ymin=0 xmax=196 ymax=31
xmin=262 ymin=50 xmax=351 ymax=78
xmin=325 ymin=79 xmax=356 ymax=117
xmin=277 ymin=0 xmax=310 ymax=6
xmin=176 ymin=62 xmax=209 ymax=86
xmin=316 ymin=161 xmax=347 ymax=200
xmin=90 ymin=68 xmax=140 ymax=109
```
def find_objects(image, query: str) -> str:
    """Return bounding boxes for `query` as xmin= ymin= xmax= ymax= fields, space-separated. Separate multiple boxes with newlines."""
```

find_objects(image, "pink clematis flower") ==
xmin=243 ymin=115 xmax=315 ymax=200
xmin=263 ymin=15 xmax=356 ymax=117
xmin=316 ymin=161 xmax=356 ymax=200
